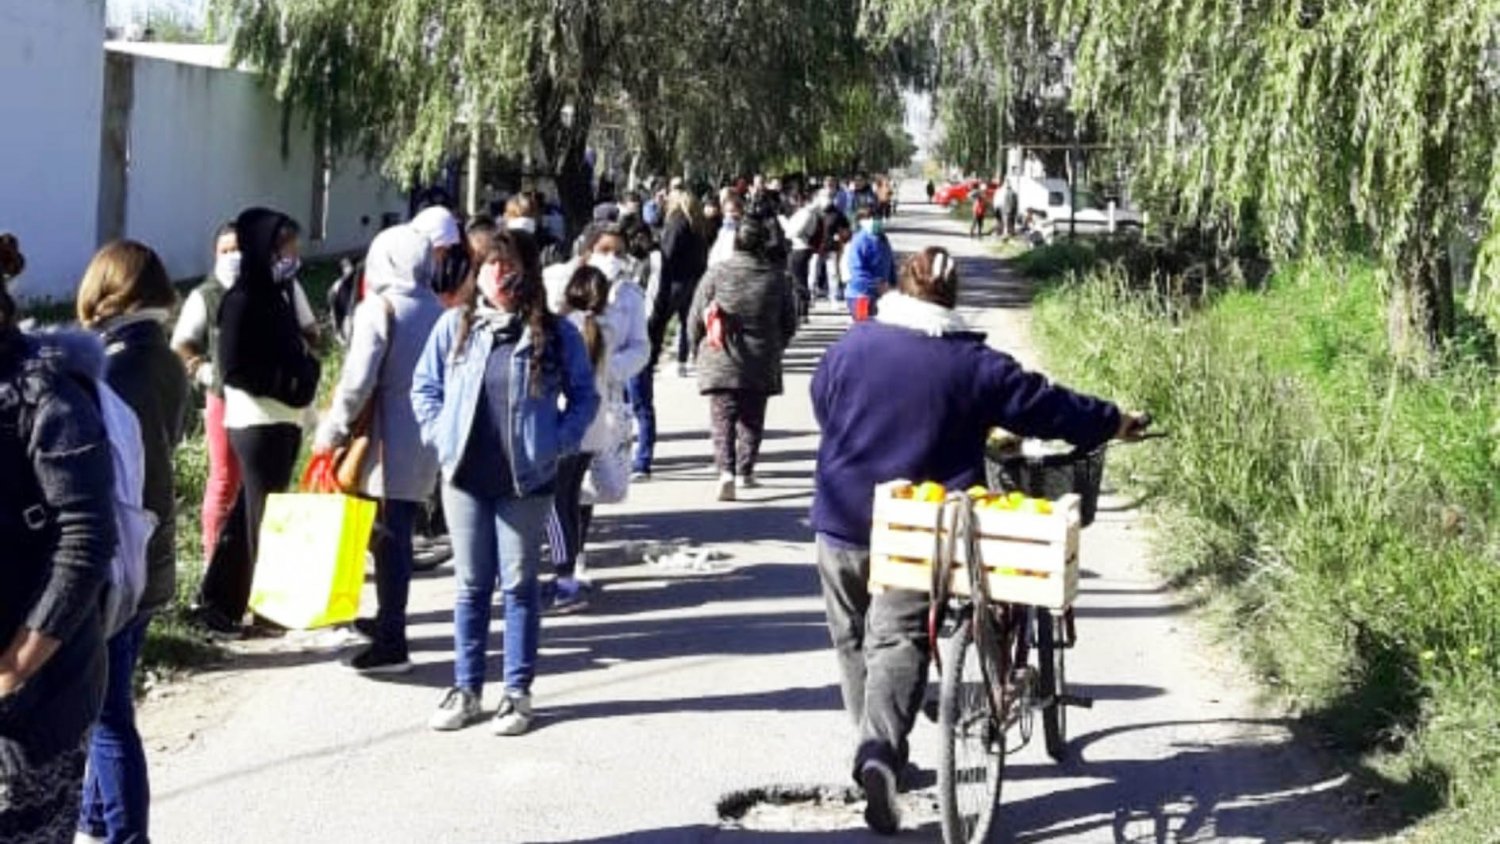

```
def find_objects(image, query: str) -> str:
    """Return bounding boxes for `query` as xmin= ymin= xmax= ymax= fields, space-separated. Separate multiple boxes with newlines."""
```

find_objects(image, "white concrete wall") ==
xmin=115 ymin=47 xmax=402 ymax=282
xmin=0 ymin=0 xmax=107 ymax=301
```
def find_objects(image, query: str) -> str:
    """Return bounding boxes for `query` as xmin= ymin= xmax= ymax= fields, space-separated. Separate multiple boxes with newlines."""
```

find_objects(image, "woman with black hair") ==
xmin=687 ymin=215 xmax=798 ymax=502
xmin=411 ymin=230 xmax=599 ymax=736
xmin=194 ymin=208 xmax=322 ymax=636
xmin=0 ymin=233 xmax=118 ymax=842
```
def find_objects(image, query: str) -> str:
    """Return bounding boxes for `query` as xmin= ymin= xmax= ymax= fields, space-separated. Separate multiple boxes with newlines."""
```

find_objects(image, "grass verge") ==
xmin=1028 ymin=250 xmax=1499 ymax=838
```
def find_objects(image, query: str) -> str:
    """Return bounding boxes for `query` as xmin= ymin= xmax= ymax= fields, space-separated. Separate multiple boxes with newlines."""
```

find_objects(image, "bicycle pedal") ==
xmin=1059 ymin=694 xmax=1094 ymax=709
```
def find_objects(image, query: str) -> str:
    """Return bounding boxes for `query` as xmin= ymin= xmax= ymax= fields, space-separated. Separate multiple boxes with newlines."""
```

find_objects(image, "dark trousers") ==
xmin=815 ymin=536 xmax=930 ymax=779
xmin=199 ymin=423 xmax=301 ymax=619
xmin=548 ymin=453 xmax=595 ymax=579
xmin=708 ymin=389 xmax=769 ymax=477
xmin=789 ymin=249 xmax=814 ymax=317
xmin=649 ymin=283 xmax=695 ymax=368
xmin=372 ymin=499 xmax=418 ymax=651
xmin=970 ymin=216 xmax=986 ymax=238
xmin=79 ymin=613 xmax=151 ymax=843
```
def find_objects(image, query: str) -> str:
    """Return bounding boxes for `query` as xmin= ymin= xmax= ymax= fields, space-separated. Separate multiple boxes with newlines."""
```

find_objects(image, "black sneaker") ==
xmin=189 ymin=606 xmax=242 ymax=641
xmin=345 ymin=643 xmax=412 ymax=675
xmin=860 ymin=760 xmax=901 ymax=835
xmin=351 ymin=617 xmax=379 ymax=639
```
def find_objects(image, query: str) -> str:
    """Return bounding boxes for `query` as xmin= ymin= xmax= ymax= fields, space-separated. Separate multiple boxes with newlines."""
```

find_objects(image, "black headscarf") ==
xmin=216 ymin=208 xmax=320 ymax=407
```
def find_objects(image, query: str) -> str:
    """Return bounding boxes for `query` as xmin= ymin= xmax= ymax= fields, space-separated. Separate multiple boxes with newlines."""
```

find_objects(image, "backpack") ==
xmin=92 ymin=379 xmax=156 ymax=637
xmin=4 ymin=352 xmax=154 ymax=638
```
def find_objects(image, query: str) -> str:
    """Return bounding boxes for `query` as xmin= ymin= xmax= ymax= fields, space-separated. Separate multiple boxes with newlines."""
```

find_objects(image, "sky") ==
xmin=107 ymin=0 xmax=209 ymax=27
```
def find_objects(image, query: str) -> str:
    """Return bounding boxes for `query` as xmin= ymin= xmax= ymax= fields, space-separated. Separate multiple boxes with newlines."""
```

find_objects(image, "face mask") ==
xmin=588 ymin=253 xmax=623 ymax=282
xmin=273 ymin=255 xmax=301 ymax=282
xmin=214 ymin=251 xmax=242 ymax=287
xmin=477 ymin=262 xmax=519 ymax=306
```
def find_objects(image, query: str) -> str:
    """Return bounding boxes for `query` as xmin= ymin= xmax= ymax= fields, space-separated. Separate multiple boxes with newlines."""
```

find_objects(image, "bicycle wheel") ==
xmin=939 ymin=615 xmax=1006 ymax=844
xmin=1036 ymin=609 xmax=1068 ymax=761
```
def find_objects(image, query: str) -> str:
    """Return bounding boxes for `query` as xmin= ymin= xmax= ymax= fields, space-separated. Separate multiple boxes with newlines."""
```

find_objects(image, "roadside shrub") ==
xmin=1032 ymin=257 xmax=1500 ymax=830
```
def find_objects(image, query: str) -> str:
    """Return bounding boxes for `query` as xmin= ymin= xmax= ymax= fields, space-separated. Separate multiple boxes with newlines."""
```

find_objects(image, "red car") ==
xmin=934 ymin=179 xmax=1000 ymax=208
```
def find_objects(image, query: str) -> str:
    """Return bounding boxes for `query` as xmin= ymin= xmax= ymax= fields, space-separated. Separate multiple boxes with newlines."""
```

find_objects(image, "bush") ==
xmin=1031 ymin=257 xmax=1500 ymax=832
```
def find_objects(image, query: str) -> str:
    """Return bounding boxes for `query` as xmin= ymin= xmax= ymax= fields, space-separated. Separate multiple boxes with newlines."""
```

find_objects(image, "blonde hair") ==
xmin=666 ymin=190 xmax=700 ymax=229
xmin=76 ymin=240 xmax=177 ymax=327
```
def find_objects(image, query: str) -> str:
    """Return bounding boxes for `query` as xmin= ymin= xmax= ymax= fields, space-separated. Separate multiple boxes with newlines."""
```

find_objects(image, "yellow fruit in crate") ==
xmin=966 ymin=485 xmax=990 ymax=499
xmin=1036 ymin=499 xmax=1054 ymax=515
xmin=1007 ymin=491 xmax=1025 ymax=508
xmin=915 ymin=482 xmax=947 ymax=503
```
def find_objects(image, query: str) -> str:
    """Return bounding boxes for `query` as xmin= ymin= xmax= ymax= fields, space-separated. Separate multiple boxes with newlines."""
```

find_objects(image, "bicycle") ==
xmin=934 ymin=427 xmax=1159 ymax=844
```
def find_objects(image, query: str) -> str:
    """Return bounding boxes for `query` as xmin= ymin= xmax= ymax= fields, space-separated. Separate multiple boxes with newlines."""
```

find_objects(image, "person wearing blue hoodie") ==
xmin=812 ymin=246 xmax=1149 ymax=835
xmin=843 ymin=207 xmax=896 ymax=320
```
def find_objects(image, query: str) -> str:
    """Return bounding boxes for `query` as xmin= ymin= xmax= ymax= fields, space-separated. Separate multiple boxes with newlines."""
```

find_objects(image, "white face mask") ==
xmin=273 ymin=255 xmax=301 ymax=282
xmin=214 ymin=251 xmax=242 ymax=287
xmin=588 ymin=253 xmax=623 ymax=282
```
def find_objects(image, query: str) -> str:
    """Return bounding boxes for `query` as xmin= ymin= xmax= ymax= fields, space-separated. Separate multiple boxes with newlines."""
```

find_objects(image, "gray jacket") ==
xmin=687 ymin=252 xmax=798 ymax=396
xmin=315 ymin=226 xmax=444 ymax=502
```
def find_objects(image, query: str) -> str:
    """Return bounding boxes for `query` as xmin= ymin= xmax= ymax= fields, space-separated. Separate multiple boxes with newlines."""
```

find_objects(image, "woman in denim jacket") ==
xmin=412 ymin=229 xmax=599 ymax=736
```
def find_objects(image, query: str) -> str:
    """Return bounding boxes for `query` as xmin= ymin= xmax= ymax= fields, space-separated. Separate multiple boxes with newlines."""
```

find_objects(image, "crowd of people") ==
xmin=0 ymin=169 xmax=1145 ymax=841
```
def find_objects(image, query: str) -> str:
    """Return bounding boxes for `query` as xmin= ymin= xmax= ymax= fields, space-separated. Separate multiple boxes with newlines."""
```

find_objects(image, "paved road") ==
xmin=143 ymin=187 xmax=1377 ymax=843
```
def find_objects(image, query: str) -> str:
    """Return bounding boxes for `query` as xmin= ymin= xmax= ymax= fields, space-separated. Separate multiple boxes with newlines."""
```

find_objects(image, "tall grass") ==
xmin=1031 ymin=255 xmax=1499 ymax=835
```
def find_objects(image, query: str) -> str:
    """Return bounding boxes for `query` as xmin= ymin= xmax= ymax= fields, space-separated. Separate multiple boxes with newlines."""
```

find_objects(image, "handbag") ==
xmin=248 ymin=457 xmax=378 ymax=629
xmin=332 ymin=296 xmax=395 ymax=494
xmin=583 ymin=399 xmax=632 ymax=505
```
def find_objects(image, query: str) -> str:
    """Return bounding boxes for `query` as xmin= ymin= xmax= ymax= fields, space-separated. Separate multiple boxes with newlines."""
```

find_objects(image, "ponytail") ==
xmin=564 ymin=264 xmax=611 ymax=373
xmin=580 ymin=313 xmax=605 ymax=371
xmin=0 ymin=233 xmax=26 ymax=334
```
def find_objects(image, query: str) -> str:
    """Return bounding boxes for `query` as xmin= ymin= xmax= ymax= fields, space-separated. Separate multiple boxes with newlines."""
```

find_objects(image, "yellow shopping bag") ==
xmin=249 ymin=491 xmax=377 ymax=630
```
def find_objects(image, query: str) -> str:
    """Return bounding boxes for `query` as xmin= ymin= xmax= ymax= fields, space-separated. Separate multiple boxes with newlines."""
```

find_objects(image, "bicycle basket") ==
xmin=985 ymin=444 xmax=1107 ymax=527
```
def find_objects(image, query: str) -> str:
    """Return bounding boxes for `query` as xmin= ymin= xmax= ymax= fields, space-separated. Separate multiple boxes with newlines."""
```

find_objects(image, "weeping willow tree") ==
xmin=216 ymin=0 xmax=912 ymax=230
xmin=866 ymin=0 xmax=1500 ymax=361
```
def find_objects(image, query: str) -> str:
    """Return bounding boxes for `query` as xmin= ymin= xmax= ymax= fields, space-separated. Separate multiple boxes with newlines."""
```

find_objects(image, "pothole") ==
xmin=718 ymin=785 xmax=864 ymax=832
xmin=717 ymin=783 xmax=939 ymax=832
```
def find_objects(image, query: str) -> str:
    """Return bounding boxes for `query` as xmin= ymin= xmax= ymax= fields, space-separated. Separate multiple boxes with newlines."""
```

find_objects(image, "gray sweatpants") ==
xmin=815 ymin=535 xmax=931 ymax=779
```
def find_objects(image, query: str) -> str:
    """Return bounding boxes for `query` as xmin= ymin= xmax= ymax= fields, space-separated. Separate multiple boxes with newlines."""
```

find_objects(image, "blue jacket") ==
xmin=845 ymin=230 xmax=896 ymax=299
xmin=411 ymin=309 xmax=600 ymax=496
xmin=811 ymin=320 xmax=1122 ymax=547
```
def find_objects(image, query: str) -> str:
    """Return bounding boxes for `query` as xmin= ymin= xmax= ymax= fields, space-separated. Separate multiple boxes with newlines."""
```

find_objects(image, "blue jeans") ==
xmin=373 ymin=499 xmax=419 ymax=651
xmin=441 ymin=485 xmax=549 ymax=695
xmin=626 ymin=370 xmax=655 ymax=474
xmin=79 ymin=614 xmax=151 ymax=844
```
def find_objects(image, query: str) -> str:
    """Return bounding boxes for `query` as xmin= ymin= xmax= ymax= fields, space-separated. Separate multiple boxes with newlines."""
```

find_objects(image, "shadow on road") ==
xmin=996 ymin=718 xmax=1406 ymax=843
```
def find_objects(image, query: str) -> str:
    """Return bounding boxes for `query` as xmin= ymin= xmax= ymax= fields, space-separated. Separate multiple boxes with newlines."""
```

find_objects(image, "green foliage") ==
xmin=867 ymin=0 xmax=1500 ymax=351
xmin=1033 ymin=258 xmax=1499 ymax=832
xmin=217 ymin=0 xmax=913 ymax=230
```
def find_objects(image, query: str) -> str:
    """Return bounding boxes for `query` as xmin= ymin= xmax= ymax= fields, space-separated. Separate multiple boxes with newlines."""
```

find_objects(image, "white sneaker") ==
xmin=428 ymin=687 xmax=481 ymax=732
xmin=716 ymin=474 xmax=737 ymax=502
xmin=493 ymin=692 xmax=534 ymax=736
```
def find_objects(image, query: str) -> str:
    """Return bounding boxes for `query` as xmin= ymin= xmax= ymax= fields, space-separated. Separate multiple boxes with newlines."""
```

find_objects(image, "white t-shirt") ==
xmin=221 ymin=280 xmax=319 ymax=429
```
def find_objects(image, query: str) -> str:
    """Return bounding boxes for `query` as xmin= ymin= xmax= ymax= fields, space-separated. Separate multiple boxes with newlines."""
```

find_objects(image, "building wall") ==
xmin=0 ymin=0 xmax=107 ymax=301
xmin=113 ymin=48 xmax=402 ymax=283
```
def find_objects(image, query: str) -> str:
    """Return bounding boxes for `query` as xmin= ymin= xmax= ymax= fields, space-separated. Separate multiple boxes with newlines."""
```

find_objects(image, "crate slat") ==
xmin=868 ymin=553 xmax=1079 ymax=610
xmin=868 ymin=484 xmax=1081 ymax=610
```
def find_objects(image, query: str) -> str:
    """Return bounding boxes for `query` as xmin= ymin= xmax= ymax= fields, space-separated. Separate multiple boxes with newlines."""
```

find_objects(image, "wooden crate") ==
xmin=868 ymin=481 xmax=1081 ymax=610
